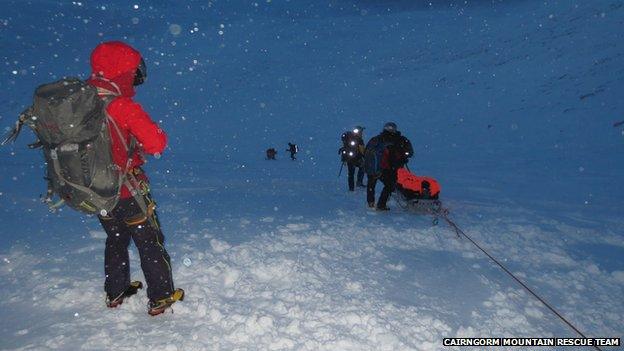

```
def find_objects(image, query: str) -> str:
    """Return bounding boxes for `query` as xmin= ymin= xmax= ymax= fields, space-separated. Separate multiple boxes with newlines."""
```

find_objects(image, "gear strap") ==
xmin=123 ymin=173 xmax=159 ymax=229
xmin=49 ymin=150 xmax=119 ymax=213
xmin=104 ymin=100 xmax=157 ymax=228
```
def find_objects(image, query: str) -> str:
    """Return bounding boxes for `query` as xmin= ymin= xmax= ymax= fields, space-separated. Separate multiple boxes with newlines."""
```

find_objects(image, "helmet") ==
xmin=383 ymin=122 xmax=397 ymax=133
xmin=133 ymin=58 xmax=147 ymax=86
xmin=352 ymin=125 xmax=364 ymax=135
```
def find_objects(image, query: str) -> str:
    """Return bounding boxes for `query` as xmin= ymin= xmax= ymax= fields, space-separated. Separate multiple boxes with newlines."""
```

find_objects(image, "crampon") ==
xmin=148 ymin=288 xmax=185 ymax=316
xmin=106 ymin=281 xmax=143 ymax=308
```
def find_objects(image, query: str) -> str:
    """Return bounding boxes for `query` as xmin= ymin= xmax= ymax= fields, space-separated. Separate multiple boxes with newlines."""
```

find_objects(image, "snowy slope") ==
xmin=1 ymin=0 xmax=623 ymax=350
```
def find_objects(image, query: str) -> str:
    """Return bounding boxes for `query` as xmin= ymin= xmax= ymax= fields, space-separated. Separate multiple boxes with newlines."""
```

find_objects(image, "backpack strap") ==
xmin=102 ymin=96 xmax=139 ymax=170
xmin=91 ymin=76 xmax=123 ymax=96
xmin=103 ymin=98 xmax=157 ymax=227
xmin=48 ymin=148 xmax=119 ymax=214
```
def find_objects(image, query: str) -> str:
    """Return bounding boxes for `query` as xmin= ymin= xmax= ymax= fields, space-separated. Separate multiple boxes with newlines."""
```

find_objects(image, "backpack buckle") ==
xmin=59 ymin=143 xmax=79 ymax=152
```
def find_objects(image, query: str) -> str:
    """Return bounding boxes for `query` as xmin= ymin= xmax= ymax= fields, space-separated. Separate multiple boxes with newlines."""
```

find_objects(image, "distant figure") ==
xmin=266 ymin=148 xmax=277 ymax=160
xmin=287 ymin=142 xmax=298 ymax=160
xmin=364 ymin=122 xmax=413 ymax=211
xmin=339 ymin=125 xmax=366 ymax=191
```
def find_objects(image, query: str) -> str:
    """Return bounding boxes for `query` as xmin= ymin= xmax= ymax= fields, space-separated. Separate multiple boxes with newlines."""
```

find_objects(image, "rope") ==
xmin=438 ymin=211 xmax=603 ymax=351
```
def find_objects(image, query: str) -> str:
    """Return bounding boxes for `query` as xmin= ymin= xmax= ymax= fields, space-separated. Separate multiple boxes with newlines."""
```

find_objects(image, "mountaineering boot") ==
xmin=357 ymin=182 xmax=366 ymax=188
xmin=148 ymin=288 xmax=185 ymax=316
xmin=376 ymin=205 xmax=390 ymax=211
xmin=368 ymin=202 xmax=375 ymax=208
xmin=106 ymin=281 xmax=143 ymax=308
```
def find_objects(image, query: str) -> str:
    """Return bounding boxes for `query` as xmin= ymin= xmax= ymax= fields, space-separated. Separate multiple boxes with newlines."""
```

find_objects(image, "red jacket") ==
xmin=86 ymin=41 xmax=167 ymax=198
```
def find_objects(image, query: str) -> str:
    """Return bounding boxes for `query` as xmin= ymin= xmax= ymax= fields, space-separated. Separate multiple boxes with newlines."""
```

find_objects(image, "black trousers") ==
xmin=347 ymin=161 xmax=365 ymax=191
xmin=367 ymin=169 xmax=397 ymax=208
xmin=99 ymin=195 xmax=174 ymax=302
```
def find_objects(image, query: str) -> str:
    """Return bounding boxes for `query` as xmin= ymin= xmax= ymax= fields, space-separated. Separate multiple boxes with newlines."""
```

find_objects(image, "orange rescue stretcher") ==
xmin=396 ymin=167 xmax=441 ymax=200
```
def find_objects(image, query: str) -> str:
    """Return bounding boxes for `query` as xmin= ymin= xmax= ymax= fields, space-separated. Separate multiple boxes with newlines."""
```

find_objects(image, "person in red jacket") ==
xmin=87 ymin=41 xmax=181 ymax=316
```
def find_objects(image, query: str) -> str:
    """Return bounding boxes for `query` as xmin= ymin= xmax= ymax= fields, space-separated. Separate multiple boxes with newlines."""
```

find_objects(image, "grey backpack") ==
xmin=3 ymin=78 xmax=131 ymax=215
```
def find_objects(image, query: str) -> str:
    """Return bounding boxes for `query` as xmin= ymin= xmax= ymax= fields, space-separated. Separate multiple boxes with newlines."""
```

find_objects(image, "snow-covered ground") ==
xmin=1 ymin=0 xmax=623 ymax=350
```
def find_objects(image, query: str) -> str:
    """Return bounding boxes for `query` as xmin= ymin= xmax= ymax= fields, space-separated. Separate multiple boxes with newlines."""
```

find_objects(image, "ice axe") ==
xmin=1 ymin=112 xmax=28 ymax=146
xmin=337 ymin=161 xmax=344 ymax=177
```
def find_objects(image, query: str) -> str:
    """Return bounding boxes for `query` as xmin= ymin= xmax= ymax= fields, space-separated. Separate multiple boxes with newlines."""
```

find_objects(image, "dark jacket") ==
xmin=340 ymin=131 xmax=365 ymax=162
xmin=367 ymin=131 xmax=413 ymax=170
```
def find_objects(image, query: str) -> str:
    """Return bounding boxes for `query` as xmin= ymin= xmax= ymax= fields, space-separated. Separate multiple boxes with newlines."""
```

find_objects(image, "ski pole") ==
xmin=338 ymin=162 xmax=344 ymax=177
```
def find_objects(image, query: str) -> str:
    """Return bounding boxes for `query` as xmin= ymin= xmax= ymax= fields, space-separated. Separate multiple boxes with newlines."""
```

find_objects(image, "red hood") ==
xmin=87 ymin=41 xmax=142 ymax=97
